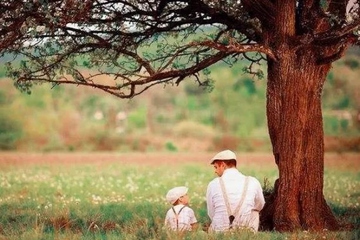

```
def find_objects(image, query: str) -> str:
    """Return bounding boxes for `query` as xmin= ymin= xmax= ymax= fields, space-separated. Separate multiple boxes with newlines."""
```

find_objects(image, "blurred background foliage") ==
xmin=0 ymin=48 xmax=359 ymax=152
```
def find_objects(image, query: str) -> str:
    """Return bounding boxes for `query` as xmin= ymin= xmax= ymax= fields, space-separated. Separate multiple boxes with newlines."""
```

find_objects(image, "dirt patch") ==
xmin=0 ymin=152 xmax=358 ymax=171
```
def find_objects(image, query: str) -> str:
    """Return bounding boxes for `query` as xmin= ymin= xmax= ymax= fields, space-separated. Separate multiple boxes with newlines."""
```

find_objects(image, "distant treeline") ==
xmin=0 ymin=48 xmax=359 ymax=152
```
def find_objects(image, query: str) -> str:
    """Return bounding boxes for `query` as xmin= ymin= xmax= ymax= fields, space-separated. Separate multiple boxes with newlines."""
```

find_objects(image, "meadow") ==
xmin=0 ymin=152 xmax=359 ymax=240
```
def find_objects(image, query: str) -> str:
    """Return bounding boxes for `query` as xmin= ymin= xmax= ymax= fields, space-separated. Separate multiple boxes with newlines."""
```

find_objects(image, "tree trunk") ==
xmin=261 ymin=48 xmax=340 ymax=231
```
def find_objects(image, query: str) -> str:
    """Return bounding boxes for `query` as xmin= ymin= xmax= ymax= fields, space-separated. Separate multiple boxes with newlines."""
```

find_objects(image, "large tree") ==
xmin=1 ymin=0 xmax=359 ymax=232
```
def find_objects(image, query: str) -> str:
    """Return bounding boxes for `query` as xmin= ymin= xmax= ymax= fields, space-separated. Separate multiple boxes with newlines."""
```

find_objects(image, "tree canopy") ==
xmin=2 ymin=0 xmax=358 ymax=97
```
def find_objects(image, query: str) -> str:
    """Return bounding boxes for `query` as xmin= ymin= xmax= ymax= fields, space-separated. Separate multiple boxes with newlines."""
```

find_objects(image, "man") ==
xmin=206 ymin=149 xmax=265 ymax=232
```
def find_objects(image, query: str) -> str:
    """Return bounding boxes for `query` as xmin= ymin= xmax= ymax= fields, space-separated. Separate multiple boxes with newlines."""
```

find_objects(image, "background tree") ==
xmin=1 ymin=0 xmax=360 ymax=232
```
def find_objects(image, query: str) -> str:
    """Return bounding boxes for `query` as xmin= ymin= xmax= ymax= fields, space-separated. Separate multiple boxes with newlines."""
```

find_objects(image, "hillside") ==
xmin=0 ymin=51 xmax=359 ymax=152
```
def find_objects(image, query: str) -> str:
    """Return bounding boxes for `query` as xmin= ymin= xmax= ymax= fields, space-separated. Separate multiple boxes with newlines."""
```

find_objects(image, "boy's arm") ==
xmin=164 ymin=210 xmax=171 ymax=226
xmin=189 ymin=208 xmax=198 ymax=230
xmin=191 ymin=222 xmax=198 ymax=230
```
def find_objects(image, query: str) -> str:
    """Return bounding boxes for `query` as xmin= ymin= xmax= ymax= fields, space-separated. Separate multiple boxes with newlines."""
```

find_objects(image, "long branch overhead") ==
xmin=16 ymin=45 xmax=233 ymax=98
xmin=1 ymin=0 xmax=360 ymax=97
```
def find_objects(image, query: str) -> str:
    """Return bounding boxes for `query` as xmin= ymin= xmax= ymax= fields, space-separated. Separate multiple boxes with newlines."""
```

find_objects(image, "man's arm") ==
xmin=206 ymin=182 xmax=214 ymax=220
xmin=253 ymin=178 xmax=265 ymax=211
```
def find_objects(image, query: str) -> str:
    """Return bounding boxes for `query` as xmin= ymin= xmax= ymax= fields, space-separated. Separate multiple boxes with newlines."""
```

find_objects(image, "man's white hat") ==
xmin=166 ymin=186 xmax=188 ymax=204
xmin=210 ymin=149 xmax=236 ymax=164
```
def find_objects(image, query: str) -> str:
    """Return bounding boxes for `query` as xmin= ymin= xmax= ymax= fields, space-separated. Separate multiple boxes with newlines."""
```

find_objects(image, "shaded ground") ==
xmin=0 ymin=152 xmax=358 ymax=171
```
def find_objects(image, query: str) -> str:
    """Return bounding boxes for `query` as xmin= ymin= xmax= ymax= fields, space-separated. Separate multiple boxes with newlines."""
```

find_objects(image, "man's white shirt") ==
xmin=206 ymin=168 xmax=265 ymax=231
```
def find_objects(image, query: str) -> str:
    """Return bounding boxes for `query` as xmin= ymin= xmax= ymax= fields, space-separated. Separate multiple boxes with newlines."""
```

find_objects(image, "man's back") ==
xmin=206 ymin=168 xmax=265 ymax=232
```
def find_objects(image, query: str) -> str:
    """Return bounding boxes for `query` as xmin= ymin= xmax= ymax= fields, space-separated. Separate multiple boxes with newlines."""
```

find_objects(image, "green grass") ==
xmin=0 ymin=159 xmax=358 ymax=239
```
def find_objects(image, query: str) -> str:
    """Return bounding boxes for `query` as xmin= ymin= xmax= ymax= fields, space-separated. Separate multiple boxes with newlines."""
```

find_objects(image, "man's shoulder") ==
xmin=207 ymin=177 xmax=220 ymax=187
xmin=246 ymin=175 xmax=258 ymax=181
xmin=210 ymin=177 xmax=220 ymax=183
xmin=246 ymin=176 xmax=263 ymax=188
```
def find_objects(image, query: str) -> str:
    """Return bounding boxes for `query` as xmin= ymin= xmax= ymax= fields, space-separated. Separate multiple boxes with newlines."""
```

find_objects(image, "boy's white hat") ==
xmin=166 ymin=186 xmax=188 ymax=204
xmin=210 ymin=149 xmax=236 ymax=164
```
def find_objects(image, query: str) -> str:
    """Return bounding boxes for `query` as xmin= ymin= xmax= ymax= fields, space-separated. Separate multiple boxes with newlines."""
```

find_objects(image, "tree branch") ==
xmin=327 ymin=0 xmax=348 ymax=20
xmin=314 ymin=18 xmax=360 ymax=45
xmin=190 ymin=40 xmax=276 ymax=60
xmin=242 ymin=0 xmax=276 ymax=25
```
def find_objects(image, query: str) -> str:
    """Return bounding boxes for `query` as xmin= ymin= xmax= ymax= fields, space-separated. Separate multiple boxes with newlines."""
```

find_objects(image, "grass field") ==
xmin=0 ymin=152 xmax=359 ymax=240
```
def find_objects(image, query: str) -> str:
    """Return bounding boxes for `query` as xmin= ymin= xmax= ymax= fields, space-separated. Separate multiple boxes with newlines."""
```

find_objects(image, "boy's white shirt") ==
xmin=164 ymin=204 xmax=197 ymax=231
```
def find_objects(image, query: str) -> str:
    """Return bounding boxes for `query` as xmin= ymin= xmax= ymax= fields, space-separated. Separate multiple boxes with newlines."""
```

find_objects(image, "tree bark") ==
xmin=261 ymin=47 xmax=340 ymax=231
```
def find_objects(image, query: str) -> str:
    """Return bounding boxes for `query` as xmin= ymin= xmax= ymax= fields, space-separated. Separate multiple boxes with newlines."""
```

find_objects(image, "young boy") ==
xmin=164 ymin=186 xmax=198 ymax=231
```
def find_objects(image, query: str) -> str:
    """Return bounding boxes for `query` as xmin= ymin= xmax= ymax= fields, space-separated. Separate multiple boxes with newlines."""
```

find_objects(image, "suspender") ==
xmin=219 ymin=176 xmax=250 ymax=229
xmin=171 ymin=205 xmax=186 ymax=230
